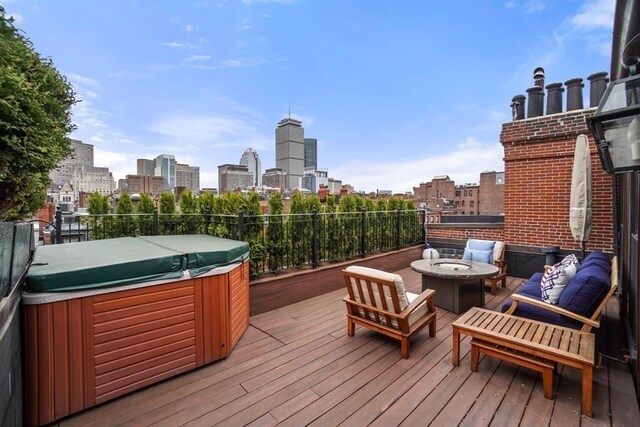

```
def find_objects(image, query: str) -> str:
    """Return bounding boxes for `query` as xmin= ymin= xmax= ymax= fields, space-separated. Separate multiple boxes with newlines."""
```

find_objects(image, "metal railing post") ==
xmin=153 ymin=208 xmax=159 ymax=235
xmin=312 ymin=207 xmax=319 ymax=268
xmin=238 ymin=207 xmax=245 ymax=241
xmin=396 ymin=208 xmax=401 ymax=250
xmin=55 ymin=207 xmax=62 ymax=244
xmin=360 ymin=207 xmax=366 ymax=258
xmin=204 ymin=208 xmax=211 ymax=234
xmin=420 ymin=208 xmax=426 ymax=243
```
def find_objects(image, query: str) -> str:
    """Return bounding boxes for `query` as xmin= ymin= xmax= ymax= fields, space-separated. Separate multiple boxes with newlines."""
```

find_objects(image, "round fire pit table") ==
xmin=410 ymin=258 xmax=499 ymax=314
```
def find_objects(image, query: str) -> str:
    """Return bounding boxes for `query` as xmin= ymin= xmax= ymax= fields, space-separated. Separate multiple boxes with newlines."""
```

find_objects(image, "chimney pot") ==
xmin=565 ymin=77 xmax=585 ymax=111
xmin=545 ymin=82 xmax=564 ymax=115
xmin=511 ymin=95 xmax=526 ymax=120
xmin=533 ymin=67 xmax=545 ymax=88
xmin=587 ymin=71 xmax=609 ymax=108
xmin=526 ymin=86 xmax=544 ymax=118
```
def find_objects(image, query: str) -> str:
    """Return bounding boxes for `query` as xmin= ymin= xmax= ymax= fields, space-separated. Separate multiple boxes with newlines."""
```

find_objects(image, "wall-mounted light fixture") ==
xmin=586 ymin=73 xmax=640 ymax=173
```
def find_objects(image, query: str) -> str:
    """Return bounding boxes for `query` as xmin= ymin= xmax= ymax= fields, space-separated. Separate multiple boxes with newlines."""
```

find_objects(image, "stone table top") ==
xmin=410 ymin=258 xmax=499 ymax=280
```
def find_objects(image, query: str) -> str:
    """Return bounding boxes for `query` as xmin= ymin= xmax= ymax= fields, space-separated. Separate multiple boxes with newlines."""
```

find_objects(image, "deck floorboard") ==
xmin=59 ymin=267 xmax=639 ymax=426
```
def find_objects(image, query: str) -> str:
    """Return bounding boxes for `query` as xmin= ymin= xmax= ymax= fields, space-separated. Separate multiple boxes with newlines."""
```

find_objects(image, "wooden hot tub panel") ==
xmin=23 ymin=262 xmax=249 ymax=426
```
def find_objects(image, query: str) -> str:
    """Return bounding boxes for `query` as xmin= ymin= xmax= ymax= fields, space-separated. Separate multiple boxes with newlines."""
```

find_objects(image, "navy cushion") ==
xmin=558 ymin=265 xmax=610 ymax=317
xmin=463 ymin=248 xmax=492 ymax=264
xmin=501 ymin=298 xmax=581 ymax=329
xmin=580 ymin=252 xmax=611 ymax=275
xmin=519 ymin=274 xmax=543 ymax=298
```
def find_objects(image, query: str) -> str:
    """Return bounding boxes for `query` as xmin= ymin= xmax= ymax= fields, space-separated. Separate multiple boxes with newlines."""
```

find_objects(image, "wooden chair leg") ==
xmin=347 ymin=318 xmax=355 ymax=337
xmin=400 ymin=338 xmax=410 ymax=359
xmin=429 ymin=317 xmax=436 ymax=337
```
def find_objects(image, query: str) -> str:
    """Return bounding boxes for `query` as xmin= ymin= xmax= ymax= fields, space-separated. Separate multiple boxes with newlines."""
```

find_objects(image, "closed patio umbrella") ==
xmin=569 ymin=134 xmax=593 ymax=260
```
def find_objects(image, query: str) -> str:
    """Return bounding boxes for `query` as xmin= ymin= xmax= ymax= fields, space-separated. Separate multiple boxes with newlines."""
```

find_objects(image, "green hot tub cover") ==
xmin=25 ymin=235 xmax=250 ymax=292
xmin=138 ymin=235 xmax=250 ymax=277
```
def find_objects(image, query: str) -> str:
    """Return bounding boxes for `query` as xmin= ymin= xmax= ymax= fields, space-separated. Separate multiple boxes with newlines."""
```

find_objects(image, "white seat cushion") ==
xmin=344 ymin=265 xmax=409 ymax=314
xmin=406 ymin=291 xmax=430 ymax=327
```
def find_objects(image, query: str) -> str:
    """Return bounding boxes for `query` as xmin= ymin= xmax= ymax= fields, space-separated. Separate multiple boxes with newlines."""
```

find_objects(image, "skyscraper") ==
xmin=304 ymin=138 xmax=317 ymax=169
xmin=176 ymin=163 xmax=201 ymax=194
xmin=239 ymin=148 xmax=262 ymax=187
xmin=49 ymin=139 xmax=94 ymax=187
xmin=154 ymin=154 xmax=176 ymax=191
xmin=275 ymin=118 xmax=305 ymax=190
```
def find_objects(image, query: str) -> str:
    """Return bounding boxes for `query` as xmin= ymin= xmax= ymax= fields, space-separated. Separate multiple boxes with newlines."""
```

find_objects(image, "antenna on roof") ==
xmin=288 ymin=107 xmax=291 ymax=119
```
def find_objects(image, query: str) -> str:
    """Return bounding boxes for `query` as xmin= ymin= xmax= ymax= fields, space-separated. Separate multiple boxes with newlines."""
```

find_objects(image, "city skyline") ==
xmin=7 ymin=1 xmax=613 ymax=193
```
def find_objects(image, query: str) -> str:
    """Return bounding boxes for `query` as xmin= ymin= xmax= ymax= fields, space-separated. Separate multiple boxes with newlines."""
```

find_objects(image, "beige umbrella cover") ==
xmin=569 ymin=134 xmax=593 ymax=256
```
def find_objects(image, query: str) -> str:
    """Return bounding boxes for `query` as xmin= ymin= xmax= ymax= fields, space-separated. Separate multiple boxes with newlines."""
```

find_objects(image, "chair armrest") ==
xmin=510 ymin=294 xmax=600 ymax=328
xmin=398 ymin=289 xmax=436 ymax=319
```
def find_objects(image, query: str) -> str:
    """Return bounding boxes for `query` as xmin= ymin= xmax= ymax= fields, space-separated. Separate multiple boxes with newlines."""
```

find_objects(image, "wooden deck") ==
xmin=59 ymin=267 xmax=639 ymax=426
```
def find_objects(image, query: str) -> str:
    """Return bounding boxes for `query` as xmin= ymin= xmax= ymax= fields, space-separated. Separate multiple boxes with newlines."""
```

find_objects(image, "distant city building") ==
xmin=218 ymin=164 xmax=253 ymax=194
xmin=49 ymin=139 xmax=94 ymax=187
xmin=413 ymin=175 xmax=456 ymax=202
xmin=137 ymin=158 xmax=155 ymax=176
xmin=478 ymin=171 xmax=505 ymax=215
xmin=72 ymin=165 xmax=116 ymax=201
xmin=118 ymin=179 xmax=128 ymax=193
xmin=302 ymin=167 xmax=328 ymax=193
xmin=201 ymin=187 xmax=218 ymax=196
xmin=455 ymin=183 xmax=479 ymax=215
xmin=328 ymin=178 xmax=342 ymax=194
xmin=304 ymin=138 xmax=317 ymax=169
xmin=154 ymin=154 xmax=176 ymax=191
xmin=276 ymin=118 xmax=305 ymax=190
xmin=239 ymin=148 xmax=262 ymax=188
xmin=176 ymin=163 xmax=200 ymax=195
xmin=262 ymin=167 xmax=287 ymax=192
xmin=126 ymin=175 xmax=165 ymax=196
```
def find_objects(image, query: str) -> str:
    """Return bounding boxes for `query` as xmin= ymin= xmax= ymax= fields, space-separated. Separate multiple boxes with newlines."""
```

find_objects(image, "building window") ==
xmin=470 ymin=201 xmax=474 ymax=208
xmin=469 ymin=190 xmax=473 ymax=196
xmin=470 ymin=211 xmax=475 ymax=215
xmin=461 ymin=200 xmax=465 ymax=207
xmin=464 ymin=190 xmax=467 ymax=196
xmin=462 ymin=211 xmax=465 ymax=215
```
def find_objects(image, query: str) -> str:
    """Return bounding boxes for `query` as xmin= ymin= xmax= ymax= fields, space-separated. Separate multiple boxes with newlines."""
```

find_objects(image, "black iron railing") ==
xmin=52 ymin=208 xmax=425 ymax=278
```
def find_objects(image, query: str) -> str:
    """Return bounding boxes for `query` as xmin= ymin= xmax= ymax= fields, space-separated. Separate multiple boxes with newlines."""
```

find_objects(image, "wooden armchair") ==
xmin=483 ymin=241 xmax=508 ymax=295
xmin=342 ymin=266 xmax=437 ymax=358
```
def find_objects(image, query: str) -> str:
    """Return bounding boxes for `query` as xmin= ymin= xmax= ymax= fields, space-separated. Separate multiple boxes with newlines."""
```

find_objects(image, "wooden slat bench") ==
xmin=452 ymin=307 xmax=596 ymax=416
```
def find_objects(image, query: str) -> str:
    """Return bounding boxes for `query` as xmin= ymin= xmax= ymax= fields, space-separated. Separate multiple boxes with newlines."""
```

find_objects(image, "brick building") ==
xmin=454 ymin=183 xmax=479 ymax=215
xmin=478 ymin=171 xmax=505 ymax=215
xmin=125 ymin=175 xmax=165 ymax=196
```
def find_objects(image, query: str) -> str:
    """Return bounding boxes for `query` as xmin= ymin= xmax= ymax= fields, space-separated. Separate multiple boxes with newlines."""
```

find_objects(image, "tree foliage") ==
xmin=179 ymin=190 xmax=197 ymax=214
xmin=137 ymin=193 xmax=155 ymax=235
xmin=159 ymin=192 xmax=175 ymax=214
xmin=87 ymin=192 xmax=110 ymax=214
xmin=0 ymin=8 xmax=76 ymax=220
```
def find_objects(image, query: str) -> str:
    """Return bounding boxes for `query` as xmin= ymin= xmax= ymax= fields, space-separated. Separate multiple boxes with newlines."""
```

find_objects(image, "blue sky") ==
xmin=5 ymin=0 xmax=614 ymax=193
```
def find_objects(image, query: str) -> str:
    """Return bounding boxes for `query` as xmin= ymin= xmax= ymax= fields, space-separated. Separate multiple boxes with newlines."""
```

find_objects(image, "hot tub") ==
xmin=22 ymin=235 xmax=250 ymax=426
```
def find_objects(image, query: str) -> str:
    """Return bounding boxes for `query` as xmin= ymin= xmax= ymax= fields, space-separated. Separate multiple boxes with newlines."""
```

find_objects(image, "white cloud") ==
xmin=94 ymin=148 xmax=138 ymax=184
xmin=185 ymin=24 xmax=196 ymax=32
xmin=570 ymin=0 xmax=615 ymax=31
xmin=162 ymin=41 xmax=196 ymax=49
xmin=331 ymin=139 xmax=504 ymax=193
xmin=185 ymin=54 xmax=212 ymax=62
xmin=523 ymin=0 xmax=546 ymax=13
xmin=69 ymin=73 xmax=100 ymax=88
xmin=242 ymin=18 xmax=252 ymax=30
xmin=504 ymin=1 xmax=516 ymax=9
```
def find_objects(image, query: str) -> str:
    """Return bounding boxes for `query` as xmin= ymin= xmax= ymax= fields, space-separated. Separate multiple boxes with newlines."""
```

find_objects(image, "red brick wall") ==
xmin=500 ymin=109 xmax=614 ymax=252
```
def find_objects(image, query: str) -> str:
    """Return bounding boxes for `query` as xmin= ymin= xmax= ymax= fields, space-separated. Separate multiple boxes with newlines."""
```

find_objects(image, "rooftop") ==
xmin=60 ymin=267 xmax=638 ymax=426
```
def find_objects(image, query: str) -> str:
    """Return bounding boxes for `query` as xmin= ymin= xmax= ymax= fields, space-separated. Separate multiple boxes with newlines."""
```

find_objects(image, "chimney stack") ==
xmin=526 ymin=86 xmax=544 ymax=118
xmin=587 ymin=72 xmax=609 ymax=107
xmin=511 ymin=95 xmax=526 ymax=120
xmin=565 ymin=77 xmax=584 ymax=111
xmin=545 ymin=82 xmax=564 ymax=115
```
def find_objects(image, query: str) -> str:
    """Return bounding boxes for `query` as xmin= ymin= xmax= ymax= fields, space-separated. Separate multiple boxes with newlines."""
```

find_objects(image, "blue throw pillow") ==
xmin=462 ymin=248 xmax=492 ymax=264
xmin=467 ymin=240 xmax=496 ymax=263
